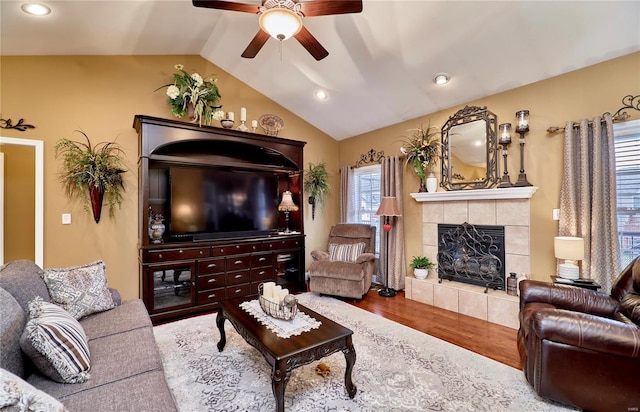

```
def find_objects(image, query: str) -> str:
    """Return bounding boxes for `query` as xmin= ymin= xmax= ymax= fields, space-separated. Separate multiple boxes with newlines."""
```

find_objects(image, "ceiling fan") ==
xmin=192 ymin=0 xmax=363 ymax=60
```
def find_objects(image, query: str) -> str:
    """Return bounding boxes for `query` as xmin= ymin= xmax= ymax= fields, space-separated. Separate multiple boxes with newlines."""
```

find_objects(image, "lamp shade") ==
xmin=376 ymin=197 xmax=401 ymax=217
xmin=554 ymin=236 xmax=584 ymax=261
xmin=259 ymin=8 xmax=302 ymax=41
xmin=278 ymin=191 xmax=299 ymax=212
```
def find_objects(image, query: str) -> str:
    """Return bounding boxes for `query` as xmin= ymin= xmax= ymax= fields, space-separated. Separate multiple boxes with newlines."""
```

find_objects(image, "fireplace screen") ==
xmin=437 ymin=222 xmax=505 ymax=292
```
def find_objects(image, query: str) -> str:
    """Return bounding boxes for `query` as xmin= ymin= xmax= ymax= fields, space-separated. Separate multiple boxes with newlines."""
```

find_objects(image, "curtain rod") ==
xmin=546 ymin=94 xmax=639 ymax=134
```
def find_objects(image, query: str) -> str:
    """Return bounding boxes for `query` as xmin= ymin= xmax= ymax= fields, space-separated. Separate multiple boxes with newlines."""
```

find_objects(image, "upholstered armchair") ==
xmin=308 ymin=223 xmax=376 ymax=299
xmin=518 ymin=256 xmax=640 ymax=411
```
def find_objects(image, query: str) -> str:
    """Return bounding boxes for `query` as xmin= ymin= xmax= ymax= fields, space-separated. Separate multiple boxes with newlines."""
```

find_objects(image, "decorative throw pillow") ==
xmin=41 ymin=260 xmax=115 ymax=320
xmin=20 ymin=298 xmax=91 ymax=384
xmin=0 ymin=368 xmax=68 ymax=411
xmin=328 ymin=242 xmax=366 ymax=263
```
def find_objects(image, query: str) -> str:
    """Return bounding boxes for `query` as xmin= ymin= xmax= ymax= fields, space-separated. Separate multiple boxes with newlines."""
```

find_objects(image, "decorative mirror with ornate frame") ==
xmin=440 ymin=105 xmax=499 ymax=190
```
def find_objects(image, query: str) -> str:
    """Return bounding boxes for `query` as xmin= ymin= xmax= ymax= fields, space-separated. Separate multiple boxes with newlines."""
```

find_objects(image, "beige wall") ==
xmin=0 ymin=55 xmax=338 ymax=299
xmin=338 ymin=52 xmax=640 ymax=281
xmin=1 ymin=144 xmax=35 ymax=261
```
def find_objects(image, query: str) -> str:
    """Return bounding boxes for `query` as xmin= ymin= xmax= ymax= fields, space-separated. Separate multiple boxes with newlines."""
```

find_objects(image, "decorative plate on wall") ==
xmin=258 ymin=114 xmax=284 ymax=136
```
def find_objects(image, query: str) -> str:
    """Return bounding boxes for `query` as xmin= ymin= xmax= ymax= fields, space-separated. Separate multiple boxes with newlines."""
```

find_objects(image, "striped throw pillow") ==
xmin=328 ymin=243 xmax=366 ymax=263
xmin=20 ymin=298 xmax=91 ymax=384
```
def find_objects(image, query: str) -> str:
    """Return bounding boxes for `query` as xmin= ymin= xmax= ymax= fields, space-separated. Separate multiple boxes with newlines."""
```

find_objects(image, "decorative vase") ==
xmin=220 ymin=119 xmax=234 ymax=129
xmin=418 ymin=182 xmax=427 ymax=192
xmin=426 ymin=172 xmax=438 ymax=193
xmin=414 ymin=268 xmax=427 ymax=280
xmin=88 ymin=185 xmax=104 ymax=223
xmin=187 ymin=102 xmax=195 ymax=120
xmin=150 ymin=219 xmax=165 ymax=244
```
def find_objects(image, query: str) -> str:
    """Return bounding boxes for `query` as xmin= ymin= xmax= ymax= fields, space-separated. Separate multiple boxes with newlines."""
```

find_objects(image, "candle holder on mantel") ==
xmin=236 ymin=120 xmax=249 ymax=132
xmin=514 ymin=110 xmax=533 ymax=187
xmin=497 ymin=123 xmax=513 ymax=188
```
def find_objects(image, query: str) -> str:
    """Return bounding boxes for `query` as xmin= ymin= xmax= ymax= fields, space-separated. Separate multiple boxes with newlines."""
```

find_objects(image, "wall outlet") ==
xmin=62 ymin=213 xmax=71 ymax=225
xmin=552 ymin=209 xmax=560 ymax=221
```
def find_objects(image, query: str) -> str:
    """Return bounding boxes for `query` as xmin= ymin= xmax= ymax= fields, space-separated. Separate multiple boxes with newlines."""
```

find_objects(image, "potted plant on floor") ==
xmin=410 ymin=256 xmax=435 ymax=280
xmin=54 ymin=131 xmax=126 ymax=223
xmin=303 ymin=161 xmax=330 ymax=220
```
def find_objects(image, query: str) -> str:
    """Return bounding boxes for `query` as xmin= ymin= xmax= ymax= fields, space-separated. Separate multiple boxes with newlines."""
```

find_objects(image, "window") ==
xmin=349 ymin=164 xmax=381 ymax=256
xmin=613 ymin=119 xmax=640 ymax=268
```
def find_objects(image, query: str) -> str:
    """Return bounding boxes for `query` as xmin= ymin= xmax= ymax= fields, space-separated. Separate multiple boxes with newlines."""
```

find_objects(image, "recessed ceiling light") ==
xmin=314 ymin=90 xmax=328 ymax=100
xmin=21 ymin=3 xmax=51 ymax=16
xmin=434 ymin=73 xmax=450 ymax=85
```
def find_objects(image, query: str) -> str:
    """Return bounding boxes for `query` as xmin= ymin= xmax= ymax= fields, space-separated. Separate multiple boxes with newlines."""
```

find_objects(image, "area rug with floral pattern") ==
xmin=153 ymin=292 xmax=575 ymax=411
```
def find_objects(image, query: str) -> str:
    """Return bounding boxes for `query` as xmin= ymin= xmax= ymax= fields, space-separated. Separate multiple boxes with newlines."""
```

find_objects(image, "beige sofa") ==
xmin=0 ymin=260 xmax=177 ymax=411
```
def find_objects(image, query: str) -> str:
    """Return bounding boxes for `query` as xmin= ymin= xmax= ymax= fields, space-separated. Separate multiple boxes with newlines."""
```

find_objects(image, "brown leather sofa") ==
xmin=518 ymin=256 xmax=640 ymax=411
xmin=308 ymin=223 xmax=376 ymax=299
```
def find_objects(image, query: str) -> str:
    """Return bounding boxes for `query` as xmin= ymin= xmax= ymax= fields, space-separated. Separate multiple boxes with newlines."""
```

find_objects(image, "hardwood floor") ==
xmin=339 ymin=287 xmax=522 ymax=370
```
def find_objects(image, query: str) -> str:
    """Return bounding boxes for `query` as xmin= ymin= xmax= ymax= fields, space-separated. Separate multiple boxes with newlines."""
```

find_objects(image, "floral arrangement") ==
xmin=158 ymin=64 xmax=224 ymax=126
xmin=399 ymin=123 xmax=441 ymax=186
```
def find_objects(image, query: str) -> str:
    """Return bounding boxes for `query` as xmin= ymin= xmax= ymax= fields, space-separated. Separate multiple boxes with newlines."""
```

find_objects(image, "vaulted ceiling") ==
xmin=2 ymin=0 xmax=639 ymax=140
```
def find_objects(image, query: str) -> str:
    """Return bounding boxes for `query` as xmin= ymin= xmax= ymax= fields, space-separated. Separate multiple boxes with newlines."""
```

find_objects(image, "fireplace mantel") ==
xmin=411 ymin=187 xmax=538 ymax=202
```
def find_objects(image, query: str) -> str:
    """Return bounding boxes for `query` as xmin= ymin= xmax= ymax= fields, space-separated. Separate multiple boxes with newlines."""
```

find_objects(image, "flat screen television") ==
xmin=169 ymin=166 xmax=280 ymax=241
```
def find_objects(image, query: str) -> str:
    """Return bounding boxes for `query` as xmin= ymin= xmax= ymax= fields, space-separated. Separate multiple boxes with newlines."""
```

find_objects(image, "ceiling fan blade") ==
xmin=299 ymin=0 xmax=363 ymax=17
xmin=192 ymin=0 xmax=260 ymax=14
xmin=241 ymin=30 xmax=271 ymax=58
xmin=294 ymin=27 xmax=329 ymax=61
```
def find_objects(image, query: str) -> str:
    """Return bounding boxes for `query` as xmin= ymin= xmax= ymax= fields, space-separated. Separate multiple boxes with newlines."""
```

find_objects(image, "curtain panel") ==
xmin=339 ymin=166 xmax=352 ymax=223
xmin=381 ymin=156 xmax=406 ymax=291
xmin=559 ymin=113 xmax=620 ymax=290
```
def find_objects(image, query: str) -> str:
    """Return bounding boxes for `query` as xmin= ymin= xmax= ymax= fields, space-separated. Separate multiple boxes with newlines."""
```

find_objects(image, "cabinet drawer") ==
xmin=213 ymin=243 xmax=260 ymax=256
xmin=226 ymin=256 xmax=251 ymax=271
xmin=197 ymin=288 xmax=224 ymax=304
xmin=147 ymin=247 xmax=208 ymax=263
xmin=197 ymin=258 xmax=225 ymax=274
xmin=251 ymin=253 xmax=272 ymax=268
xmin=226 ymin=270 xmax=250 ymax=286
xmin=263 ymin=238 xmax=303 ymax=251
xmin=226 ymin=283 xmax=251 ymax=299
xmin=196 ymin=273 xmax=225 ymax=289
xmin=251 ymin=267 xmax=274 ymax=283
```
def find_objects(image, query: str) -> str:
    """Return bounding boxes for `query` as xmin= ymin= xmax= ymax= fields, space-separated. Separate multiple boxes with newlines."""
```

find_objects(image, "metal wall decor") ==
xmin=440 ymin=105 xmax=499 ymax=190
xmin=354 ymin=148 xmax=384 ymax=167
xmin=0 ymin=118 xmax=35 ymax=132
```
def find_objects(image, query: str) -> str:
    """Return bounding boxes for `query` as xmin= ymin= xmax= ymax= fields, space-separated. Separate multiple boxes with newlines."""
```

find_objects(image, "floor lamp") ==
xmin=376 ymin=196 xmax=402 ymax=297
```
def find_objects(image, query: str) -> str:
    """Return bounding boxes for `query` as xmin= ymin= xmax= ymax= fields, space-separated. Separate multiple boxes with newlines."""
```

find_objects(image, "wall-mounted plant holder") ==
xmin=55 ymin=131 xmax=126 ymax=223
xmin=303 ymin=162 xmax=330 ymax=221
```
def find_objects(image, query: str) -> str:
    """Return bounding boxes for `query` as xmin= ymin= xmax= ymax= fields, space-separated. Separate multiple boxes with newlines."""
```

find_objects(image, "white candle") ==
xmin=240 ymin=107 xmax=246 ymax=122
xmin=279 ymin=288 xmax=289 ymax=302
xmin=251 ymin=120 xmax=258 ymax=128
xmin=273 ymin=285 xmax=282 ymax=302
xmin=228 ymin=111 xmax=234 ymax=121
xmin=263 ymin=282 xmax=275 ymax=299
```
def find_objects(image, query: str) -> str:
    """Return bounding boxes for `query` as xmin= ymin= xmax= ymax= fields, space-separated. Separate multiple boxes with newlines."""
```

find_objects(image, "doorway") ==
xmin=0 ymin=136 xmax=43 ymax=266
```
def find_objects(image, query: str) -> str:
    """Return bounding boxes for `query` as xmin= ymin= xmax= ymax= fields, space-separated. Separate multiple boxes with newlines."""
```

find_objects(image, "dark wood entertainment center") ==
xmin=134 ymin=115 xmax=306 ymax=324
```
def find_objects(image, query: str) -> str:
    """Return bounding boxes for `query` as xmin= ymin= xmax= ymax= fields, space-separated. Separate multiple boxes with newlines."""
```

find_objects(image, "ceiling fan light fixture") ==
xmin=259 ymin=8 xmax=303 ymax=41
xmin=434 ymin=73 xmax=450 ymax=85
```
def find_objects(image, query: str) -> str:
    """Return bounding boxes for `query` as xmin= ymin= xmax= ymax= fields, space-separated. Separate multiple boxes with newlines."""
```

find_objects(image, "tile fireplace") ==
xmin=405 ymin=187 xmax=537 ymax=329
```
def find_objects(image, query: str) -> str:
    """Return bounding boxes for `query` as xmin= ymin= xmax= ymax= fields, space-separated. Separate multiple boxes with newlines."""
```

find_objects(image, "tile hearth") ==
xmin=405 ymin=276 xmax=519 ymax=329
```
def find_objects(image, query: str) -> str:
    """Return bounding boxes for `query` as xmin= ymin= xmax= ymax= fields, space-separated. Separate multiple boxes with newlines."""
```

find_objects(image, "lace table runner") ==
xmin=239 ymin=299 xmax=321 ymax=339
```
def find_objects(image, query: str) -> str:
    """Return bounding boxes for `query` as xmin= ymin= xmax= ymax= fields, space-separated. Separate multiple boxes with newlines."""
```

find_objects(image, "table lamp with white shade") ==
xmin=554 ymin=236 xmax=585 ymax=279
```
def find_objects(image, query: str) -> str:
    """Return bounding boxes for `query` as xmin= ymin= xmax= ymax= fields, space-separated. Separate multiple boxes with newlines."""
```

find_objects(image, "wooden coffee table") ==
xmin=216 ymin=297 xmax=357 ymax=412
